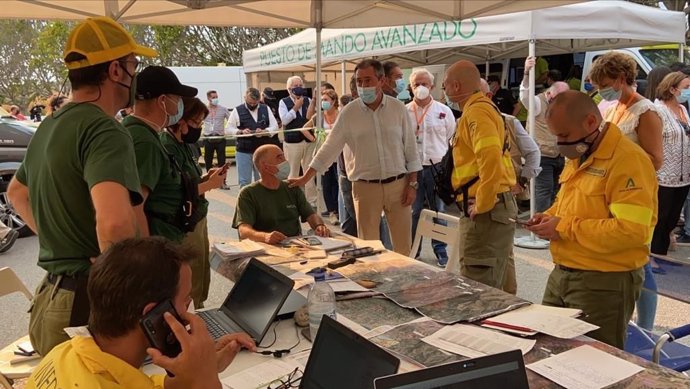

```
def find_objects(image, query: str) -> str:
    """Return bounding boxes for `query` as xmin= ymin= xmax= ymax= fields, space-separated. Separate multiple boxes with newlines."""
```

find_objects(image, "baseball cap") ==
xmin=63 ymin=16 xmax=158 ymax=70
xmin=135 ymin=66 xmax=198 ymax=100
xmin=263 ymin=87 xmax=276 ymax=100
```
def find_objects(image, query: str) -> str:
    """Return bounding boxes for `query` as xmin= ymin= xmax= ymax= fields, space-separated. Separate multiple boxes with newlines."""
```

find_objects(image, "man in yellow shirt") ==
xmin=443 ymin=60 xmax=517 ymax=289
xmin=528 ymin=91 xmax=657 ymax=349
xmin=26 ymin=237 xmax=256 ymax=389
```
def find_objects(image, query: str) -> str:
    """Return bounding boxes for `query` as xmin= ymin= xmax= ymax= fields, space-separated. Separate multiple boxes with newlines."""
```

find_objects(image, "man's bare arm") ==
xmin=7 ymin=177 xmax=37 ymax=233
xmin=91 ymin=181 xmax=139 ymax=251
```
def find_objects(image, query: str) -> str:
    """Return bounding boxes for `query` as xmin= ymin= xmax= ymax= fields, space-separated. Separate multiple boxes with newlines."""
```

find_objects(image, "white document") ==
xmin=483 ymin=309 xmax=598 ymax=339
xmin=213 ymin=240 xmax=265 ymax=260
xmin=422 ymin=324 xmax=536 ymax=358
xmin=527 ymin=345 xmax=644 ymax=389
xmin=513 ymin=304 xmax=582 ymax=317
xmin=221 ymin=359 xmax=303 ymax=389
xmin=289 ymin=272 xmax=315 ymax=290
xmin=327 ymin=279 xmax=370 ymax=293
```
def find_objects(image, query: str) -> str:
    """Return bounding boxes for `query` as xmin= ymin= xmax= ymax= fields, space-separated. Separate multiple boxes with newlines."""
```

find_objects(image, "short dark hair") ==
xmin=487 ymin=75 xmax=500 ymax=84
xmin=349 ymin=74 xmax=357 ymax=96
xmin=382 ymin=61 xmax=400 ymax=77
xmin=246 ymin=87 xmax=261 ymax=100
xmin=645 ymin=66 xmax=672 ymax=101
xmin=355 ymin=59 xmax=384 ymax=79
xmin=207 ymin=90 xmax=217 ymax=98
xmin=547 ymin=69 xmax=563 ymax=82
xmin=66 ymin=53 xmax=126 ymax=90
xmin=322 ymin=82 xmax=335 ymax=90
xmin=87 ymin=237 xmax=192 ymax=338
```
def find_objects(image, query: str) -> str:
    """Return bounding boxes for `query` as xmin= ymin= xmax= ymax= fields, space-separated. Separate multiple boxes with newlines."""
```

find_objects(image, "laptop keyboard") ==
xmin=198 ymin=311 xmax=230 ymax=340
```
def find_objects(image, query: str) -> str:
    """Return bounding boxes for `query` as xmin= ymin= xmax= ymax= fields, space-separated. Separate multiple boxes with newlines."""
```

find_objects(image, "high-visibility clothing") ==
xmin=451 ymin=92 xmax=516 ymax=214
xmin=26 ymin=336 xmax=166 ymax=389
xmin=545 ymin=123 xmax=658 ymax=271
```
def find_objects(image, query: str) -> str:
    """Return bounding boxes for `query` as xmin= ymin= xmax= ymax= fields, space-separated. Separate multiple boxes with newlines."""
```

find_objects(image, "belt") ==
xmin=359 ymin=173 xmax=406 ymax=184
xmin=556 ymin=264 xmax=592 ymax=273
xmin=47 ymin=273 xmax=87 ymax=292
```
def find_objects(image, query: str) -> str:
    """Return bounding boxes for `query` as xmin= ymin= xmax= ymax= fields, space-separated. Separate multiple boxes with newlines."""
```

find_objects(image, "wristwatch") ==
xmin=408 ymin=181 xmax=419 ymax=190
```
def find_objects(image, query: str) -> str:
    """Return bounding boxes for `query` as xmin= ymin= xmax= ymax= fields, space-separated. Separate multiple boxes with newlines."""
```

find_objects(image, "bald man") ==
xmin=520 ymin=57 xmax=570 ymax=212
xmin=443 ymin=60 xmax=517 ymax=289
xmin=232 ymin=144 xmax=329 ymax=244
xmin=527 ymin=91 xmax=657 ymax=349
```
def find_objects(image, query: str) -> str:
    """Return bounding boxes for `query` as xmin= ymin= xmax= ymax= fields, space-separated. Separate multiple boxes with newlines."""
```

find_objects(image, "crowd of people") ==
xmin=4 ymin=13 xmax=687 ymax=388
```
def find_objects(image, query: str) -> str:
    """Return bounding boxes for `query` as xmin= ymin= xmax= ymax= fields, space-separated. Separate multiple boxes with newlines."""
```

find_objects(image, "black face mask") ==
xmin=116 ymin=62 xmax=136 ymax=109
xmin=246 ymin=103 xmax=258 ymax=111
xmin=182 ymin=126 xmax=202 ymax=144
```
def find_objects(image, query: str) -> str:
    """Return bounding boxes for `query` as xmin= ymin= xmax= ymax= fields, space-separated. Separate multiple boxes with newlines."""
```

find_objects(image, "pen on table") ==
xmin=481 ymin=320 xmax=534 ymax=333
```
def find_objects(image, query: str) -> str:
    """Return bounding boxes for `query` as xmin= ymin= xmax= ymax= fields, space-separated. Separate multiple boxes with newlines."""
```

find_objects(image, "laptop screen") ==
xmin=300 ymin=315 xmax=400 ymax=389
xmin=374 ymin=350 xmax=529 ymax=389
xmin=220 ymin=258 xmax=294 ymax=342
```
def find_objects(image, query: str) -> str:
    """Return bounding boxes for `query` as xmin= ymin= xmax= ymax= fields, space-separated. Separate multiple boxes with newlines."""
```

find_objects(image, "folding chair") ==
xmin=409 ymin=209 xmax=460 ymax=269
xmin=0 ymin=267 xmax=35 ymax=388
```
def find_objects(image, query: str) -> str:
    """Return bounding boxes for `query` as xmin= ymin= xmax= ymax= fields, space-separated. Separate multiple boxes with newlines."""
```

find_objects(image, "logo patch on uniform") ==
xmin=620 ymin=177 xmax=640 ymax=192
xmin=585 ymin=167 xmax=606 ymax=177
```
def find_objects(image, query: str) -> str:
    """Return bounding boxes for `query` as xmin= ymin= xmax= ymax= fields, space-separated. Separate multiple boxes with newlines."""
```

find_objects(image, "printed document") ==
xmin=422 ymin=324 xmax=536 ymax=358
xmin=482 ymin=308 xmax=598 ymax=339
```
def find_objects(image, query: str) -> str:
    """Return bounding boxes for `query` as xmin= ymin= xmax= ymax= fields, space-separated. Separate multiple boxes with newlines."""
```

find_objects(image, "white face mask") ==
xmin=275 ymin=161 xmax=290 ymax=180
xmin=414 ymin=85 xmax=430 ymax=100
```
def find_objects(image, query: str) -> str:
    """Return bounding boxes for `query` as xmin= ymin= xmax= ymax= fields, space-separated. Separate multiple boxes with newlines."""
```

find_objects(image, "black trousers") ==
xmin=204 ymin=138 xmax=226 ymax=171
xmin=651 ymin=185 xmax=690 ymax=255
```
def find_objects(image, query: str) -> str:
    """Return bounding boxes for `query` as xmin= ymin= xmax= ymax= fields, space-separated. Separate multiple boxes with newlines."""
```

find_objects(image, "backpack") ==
xmin=430 ymin=101 xmax=509 ymax=217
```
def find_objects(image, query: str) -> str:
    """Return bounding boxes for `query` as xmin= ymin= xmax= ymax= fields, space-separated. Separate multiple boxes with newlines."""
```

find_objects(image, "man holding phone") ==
xmin=26 ymin=237 xmax=255 ymax=389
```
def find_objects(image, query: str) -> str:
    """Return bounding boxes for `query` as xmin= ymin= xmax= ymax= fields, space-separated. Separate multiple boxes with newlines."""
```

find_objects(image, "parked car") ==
xmin=0 ymin=116 xmax=35 ymax=237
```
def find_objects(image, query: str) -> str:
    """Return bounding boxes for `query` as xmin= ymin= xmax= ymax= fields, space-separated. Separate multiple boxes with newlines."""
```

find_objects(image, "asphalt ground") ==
xmin=2 ymin=164 xmax=690 ymax=352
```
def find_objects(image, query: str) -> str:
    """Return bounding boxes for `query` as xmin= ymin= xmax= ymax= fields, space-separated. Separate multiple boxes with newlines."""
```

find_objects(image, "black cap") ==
xmin=262 ymin=87 xmax=276 ymax=100
xmin=135 ymin=66 xmax=198 ymax=100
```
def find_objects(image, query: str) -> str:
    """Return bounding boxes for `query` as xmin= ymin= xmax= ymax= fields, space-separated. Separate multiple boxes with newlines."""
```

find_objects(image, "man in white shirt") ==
xmin=226 ymin=88 xmax=279 ymax=188
xmin=279 ymin=76 xmax=317 ymax=206
xmin=406 ymin=68 xmax=455 ymax=266
xmin=203 ymin=90 xmax=231 ymax=189
xmin=519 ymin=57 xmax=569 ymax=212
xmin=289 ymin=59 xmax=421 ymax=255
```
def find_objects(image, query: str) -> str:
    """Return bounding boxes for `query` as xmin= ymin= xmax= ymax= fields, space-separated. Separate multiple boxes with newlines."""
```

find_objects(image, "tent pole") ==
xmin=485 ymin=49 xmax=489 ymax=79
xmin=314 ymin=2 xmax=325 ymax=215
xmin=341 ymin=61 xmax=347 ymax=96
xmin=515 ymin=37 xmax=548 ymax=250
xmin=680 ymin=43 xmax=685 ymax=62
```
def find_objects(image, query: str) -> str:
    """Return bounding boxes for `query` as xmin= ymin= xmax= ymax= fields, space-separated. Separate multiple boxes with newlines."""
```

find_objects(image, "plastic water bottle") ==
xmin=308 ymin=272 xmax=337 ymax=341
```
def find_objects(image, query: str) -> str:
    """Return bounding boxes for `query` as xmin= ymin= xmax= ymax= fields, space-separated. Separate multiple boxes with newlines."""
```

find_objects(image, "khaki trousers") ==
xmin=458 ymin=193 xmax=517 ymax=289
xmin=352 ymin=178 xmax=411 ymax=255
xmin=29 ymin=277 xmax=74 ymax=356
xmin=182 ymin=217 xmax=211 ymax=308
xmin=542 ymin=266 xmax=643 ymax=349
xmin=284 ymin=141 xmax=317 ymax=205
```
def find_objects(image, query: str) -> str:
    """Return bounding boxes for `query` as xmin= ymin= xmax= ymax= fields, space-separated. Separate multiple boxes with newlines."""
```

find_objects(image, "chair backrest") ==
xmin=0 ymin=267 xmax=32 ymax=301
xmin=410 ymin=209 xmax=460 ymax=258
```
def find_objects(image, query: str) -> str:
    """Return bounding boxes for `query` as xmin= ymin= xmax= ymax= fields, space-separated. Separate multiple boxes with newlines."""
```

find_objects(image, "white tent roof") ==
xmin=243 ymin=1 xmax=686 ymax=73
xmin=1 ymin=0 xmax=581 ymax=28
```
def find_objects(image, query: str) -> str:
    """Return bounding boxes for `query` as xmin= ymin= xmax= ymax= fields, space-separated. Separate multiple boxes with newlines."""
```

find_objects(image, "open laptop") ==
xmin=300 ymin=315 xmax=400 ymax=389
xmin=197 ymin=258 xmax=294 ymax=343
xmin=374 ymin=349 xmax=529 ymax=389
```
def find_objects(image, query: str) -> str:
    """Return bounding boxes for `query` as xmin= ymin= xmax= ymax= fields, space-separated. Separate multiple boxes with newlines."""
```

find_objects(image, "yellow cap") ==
xmin=63 ymin=16 xmax=157 ymax=70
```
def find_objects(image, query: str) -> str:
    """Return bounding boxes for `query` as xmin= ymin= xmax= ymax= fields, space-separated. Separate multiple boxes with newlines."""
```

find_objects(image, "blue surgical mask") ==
xmin=292 ymin=86 xmax=305 ymax=97
xmin=166 ymin=96 xmax=184 ymax=127
xmin=599 ymin=86 xmax=622 ymax=102
xmin=321 ymin=101 xmax=331 ymax=111
xmin=357 ymin=86 xmax=378 ymax=104
xmin=677 ymin=89 xmax=690 ymax=104
xmin=584 ymin=82 xmax=593 ymax=92
xmin=395 ymin=78 xmax=406 ymax=94
xmin=275 ymin=160 xmax=290 ymax=180
xmin=211 ymin=98 xmax=219 ymax=105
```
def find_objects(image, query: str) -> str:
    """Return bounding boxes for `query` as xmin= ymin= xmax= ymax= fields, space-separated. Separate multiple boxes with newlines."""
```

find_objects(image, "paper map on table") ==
xmin=337 ymin=258 xmax=529 ymax=323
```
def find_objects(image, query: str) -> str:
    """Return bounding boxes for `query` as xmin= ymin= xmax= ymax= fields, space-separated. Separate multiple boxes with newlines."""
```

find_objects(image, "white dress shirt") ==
xmin=406 ymin=99 xmax=455 ymax=166
xmin=508 ymin=116 xmax=542 ymax=178
xmin=203 ymin=104 xmax=230 ymax=136
xmin=310 ymin=95 xmax=422 ymax=181
xmin=225 ymin=103 xmax=278 ymax=136
xmin=279 ymin=96 xmax=310 ymax=126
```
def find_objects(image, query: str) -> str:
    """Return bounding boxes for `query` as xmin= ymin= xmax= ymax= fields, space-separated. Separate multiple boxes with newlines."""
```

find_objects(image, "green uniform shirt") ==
xmin=232 ymin=181 xmax=314 ymax=237
xmin=122 ymin=116 xmax=184 ymax=242
xmin=160 ymin=131 xmax=209 ymax=219
xmin=15 ymin=103 xmax=142 ymax=276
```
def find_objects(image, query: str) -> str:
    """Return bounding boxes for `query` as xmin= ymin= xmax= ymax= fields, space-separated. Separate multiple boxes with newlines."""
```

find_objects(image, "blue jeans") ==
xmin=411 ymin=165 xmax=448 ymax=263
xmin=636 ymin=262 xmax=657 ymax=331
xmin=535 ymin=156 xmax=565 ymax=212
xmin=338 ymin=175 xmax=358 ymax=236
xmin=322 ymin=163 xmax=339 ymax=213
xmin=236 ymin=151 xmax=259 ymax=188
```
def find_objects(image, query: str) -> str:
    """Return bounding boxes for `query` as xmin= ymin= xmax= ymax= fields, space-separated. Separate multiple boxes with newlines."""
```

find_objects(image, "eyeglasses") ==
xmin=266 ymin=367 xmax=303 ymax=389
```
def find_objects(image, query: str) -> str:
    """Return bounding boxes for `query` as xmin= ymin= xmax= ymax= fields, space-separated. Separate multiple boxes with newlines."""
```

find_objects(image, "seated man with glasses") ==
xmin=25 ymin=237 xmax=256 ymax=389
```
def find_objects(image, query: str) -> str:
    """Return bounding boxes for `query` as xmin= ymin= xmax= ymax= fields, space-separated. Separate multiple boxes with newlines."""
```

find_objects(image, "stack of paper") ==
xmin=527 ymin=345 xmax=644 ymax=389
xmin=281 ymin=236 xmax=353 ymax=252
xmin=212 ymin=240 xmax=265 ymax=261
xmin=221 ymin=358 xmax=303 ymax=389
xmin=481 ymin=304 xmax=598 ymax=339
xmin=421 ymin=324 xmax=536 ymax=358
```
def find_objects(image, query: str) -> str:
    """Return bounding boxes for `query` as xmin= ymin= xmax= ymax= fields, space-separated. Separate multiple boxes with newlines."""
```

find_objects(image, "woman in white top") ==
xmin=589 ymin=52 xmax=663 ymax=169
xmin=652 ymin=72 xmax=690 ymax=257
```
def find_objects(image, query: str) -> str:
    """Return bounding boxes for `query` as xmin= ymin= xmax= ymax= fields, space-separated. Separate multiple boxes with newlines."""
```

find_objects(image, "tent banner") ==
xmin=244 ymin=14 xmax=530 ymax=72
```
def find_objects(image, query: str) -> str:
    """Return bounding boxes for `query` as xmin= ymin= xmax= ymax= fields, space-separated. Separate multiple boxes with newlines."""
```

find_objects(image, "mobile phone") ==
xmin=140 ymin=299 xmax=183 ymax=359
xmin=220 ymin=162 xmax=231 ymax=174
xmin=304 ymin=236 xmax=322 ymax=246
xmin=510 ymin=218 xmax=533 ymax=227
